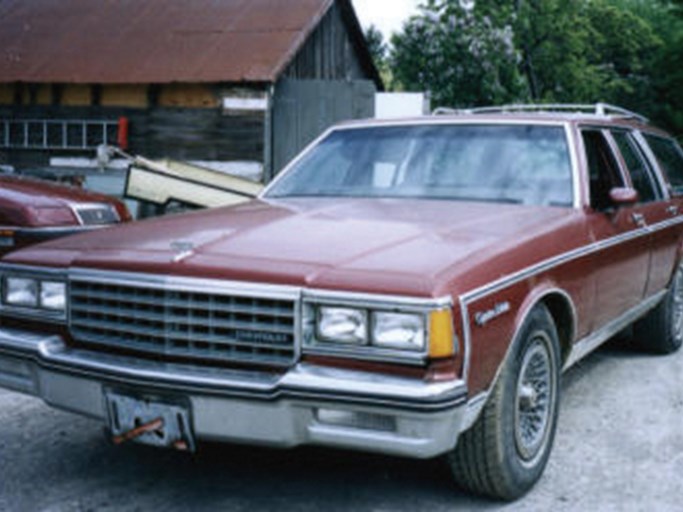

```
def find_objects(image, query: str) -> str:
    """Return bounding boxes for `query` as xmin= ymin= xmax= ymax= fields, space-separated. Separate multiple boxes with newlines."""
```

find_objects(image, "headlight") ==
xmin=306 ymin=297 xmax=456 ymax=363
xmin=372 ymin=312 xmax=425 ymax=351
xmin=4 ymin=277 xmax=39 ymax=307
xmin=40 ymin=281 xmax=66 ymax=311
xmin=317 ymin=307 xmax=368 ymax=344
xmin=1 ymin=272 xmax=67 ymax=319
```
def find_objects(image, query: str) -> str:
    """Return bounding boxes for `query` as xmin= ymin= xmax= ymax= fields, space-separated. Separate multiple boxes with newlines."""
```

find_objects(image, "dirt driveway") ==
xmin=1 ymin=337 xmax=681 ymax=511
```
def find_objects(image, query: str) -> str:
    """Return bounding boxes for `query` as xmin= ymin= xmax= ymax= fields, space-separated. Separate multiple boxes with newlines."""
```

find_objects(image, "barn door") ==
xmin=271 ymin=79 xmax=375 ymax=177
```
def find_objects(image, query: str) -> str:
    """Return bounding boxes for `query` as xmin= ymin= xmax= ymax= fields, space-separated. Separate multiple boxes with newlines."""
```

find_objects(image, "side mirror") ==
xmin=609 ymin=187 xmax=639 ymax=206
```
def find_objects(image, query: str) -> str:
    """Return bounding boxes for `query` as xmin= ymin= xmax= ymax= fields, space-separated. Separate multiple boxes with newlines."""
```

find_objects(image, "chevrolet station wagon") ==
xmin=1 ymin=104 xmax=682 ymax=500
xmin=0 ymin=174 xmax=131 ymax=256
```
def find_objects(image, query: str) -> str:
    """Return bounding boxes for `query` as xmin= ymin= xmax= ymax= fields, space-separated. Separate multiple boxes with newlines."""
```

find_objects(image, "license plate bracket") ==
xmin=104 ymin=391 xmax=195 ymax=452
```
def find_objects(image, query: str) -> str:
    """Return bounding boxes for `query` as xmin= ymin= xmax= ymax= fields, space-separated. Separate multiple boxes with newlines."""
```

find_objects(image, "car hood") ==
xmin=0 ymin=175 xmax=122 ymax=227
xmin=3 ymin=198 xmax=586 ymax=297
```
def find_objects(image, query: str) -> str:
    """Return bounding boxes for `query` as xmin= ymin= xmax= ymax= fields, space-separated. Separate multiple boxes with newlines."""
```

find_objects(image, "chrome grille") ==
xmin=69 ymin=280 xmax=297 ymax=366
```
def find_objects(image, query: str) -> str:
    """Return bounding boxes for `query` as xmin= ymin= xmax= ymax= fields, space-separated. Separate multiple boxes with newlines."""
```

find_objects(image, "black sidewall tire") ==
xmin=663 ymin=266 xmax=683 ymax=353
xmin=634 ymin=264 xmax=683 ymax=354
xmin=448 ymin=304 xmax=562 ymax=501
xmin=496 ymin=306 xmax=561 ymax=496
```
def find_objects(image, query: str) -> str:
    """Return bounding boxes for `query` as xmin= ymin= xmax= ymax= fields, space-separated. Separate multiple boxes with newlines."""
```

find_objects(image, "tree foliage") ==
xmin=364 ymin=25 xmax=395 ymax=88
xmin=387 ymin=0 xmax=683 ymax=136
xmin=391 ymin=1 xmax=527 ymax=108
xmin=365 ymin=25 xmax=387 ymax=68
xmin=625 ymin=0 xmax=683 ymax=135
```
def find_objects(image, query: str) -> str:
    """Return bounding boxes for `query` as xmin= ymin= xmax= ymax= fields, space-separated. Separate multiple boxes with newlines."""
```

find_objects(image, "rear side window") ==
xmin=611 ymin=131 xmax=661 ymax=202
xmin=644 ymin=134 xmax=683 ymax=194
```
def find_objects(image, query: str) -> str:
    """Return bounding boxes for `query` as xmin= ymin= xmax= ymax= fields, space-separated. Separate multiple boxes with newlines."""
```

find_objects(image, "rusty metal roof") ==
xmin=0 ymin=0 xmax=377 ymax=85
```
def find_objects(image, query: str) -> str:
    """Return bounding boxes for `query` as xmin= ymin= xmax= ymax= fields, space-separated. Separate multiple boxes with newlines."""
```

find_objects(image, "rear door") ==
xmin=635 ymin=132 xmax=683 ymax=293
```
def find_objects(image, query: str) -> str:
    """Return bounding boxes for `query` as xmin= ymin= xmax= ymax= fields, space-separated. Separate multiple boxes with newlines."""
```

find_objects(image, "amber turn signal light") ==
xmin=428 ymin=309 xmax=457 ymax=358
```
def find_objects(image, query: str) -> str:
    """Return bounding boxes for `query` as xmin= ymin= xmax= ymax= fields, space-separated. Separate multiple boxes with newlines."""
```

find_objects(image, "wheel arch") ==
xmin=512 ymin=286 xmax=577 ymax=369
xmin=540 ymin=290 xmax=576 ymax=365
xmin=462 ymin=285 xmax=577 ymax=432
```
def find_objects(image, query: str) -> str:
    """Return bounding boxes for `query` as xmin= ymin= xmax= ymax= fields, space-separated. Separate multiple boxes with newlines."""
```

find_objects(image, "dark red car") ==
xmin=0 ymin=175 xmax=131 ymax=255
xmin=0 ymin=104 xmax=681 ymax=500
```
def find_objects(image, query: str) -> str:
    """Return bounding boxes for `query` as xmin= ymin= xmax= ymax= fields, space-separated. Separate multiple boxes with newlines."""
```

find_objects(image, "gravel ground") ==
xmin=1 ymin=338 xmax=682 ymax=512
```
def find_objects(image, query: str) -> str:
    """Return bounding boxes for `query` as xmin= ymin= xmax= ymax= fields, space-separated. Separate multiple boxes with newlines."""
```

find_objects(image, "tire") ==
xmin=633 ymin=263 xmax=683 ymax=355
xmin=447 ymin=304 xmax=561 ymax=501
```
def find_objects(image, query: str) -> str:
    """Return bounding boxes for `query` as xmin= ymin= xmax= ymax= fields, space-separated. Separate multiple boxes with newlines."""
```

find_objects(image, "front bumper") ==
xmin=0 ymin=327 xmax=470 ymax=459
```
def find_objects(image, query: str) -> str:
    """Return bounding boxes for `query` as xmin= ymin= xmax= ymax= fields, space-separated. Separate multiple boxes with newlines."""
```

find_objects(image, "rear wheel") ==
xmin=633 ymin=263 xmax=683 ymax=355
xmin=448 ymin=305 xmax=561 ymax=501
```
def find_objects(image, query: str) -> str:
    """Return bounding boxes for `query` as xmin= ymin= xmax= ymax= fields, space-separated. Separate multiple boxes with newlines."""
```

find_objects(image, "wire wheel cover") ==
xmin=514 ymin=333 xmax=555 ymax=464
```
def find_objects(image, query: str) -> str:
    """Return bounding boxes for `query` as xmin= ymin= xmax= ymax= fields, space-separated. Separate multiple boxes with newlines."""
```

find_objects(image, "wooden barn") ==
xmin=0 ymin=0 xmax=382 ymax=182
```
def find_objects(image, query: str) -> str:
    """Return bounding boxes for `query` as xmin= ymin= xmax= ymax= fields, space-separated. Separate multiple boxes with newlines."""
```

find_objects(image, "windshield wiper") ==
xmin=445 ymin=195 xmax=523 ymax=204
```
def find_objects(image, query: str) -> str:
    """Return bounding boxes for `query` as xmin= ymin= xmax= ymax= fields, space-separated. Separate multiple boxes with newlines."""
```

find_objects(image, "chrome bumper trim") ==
xmin=0 ymin=327 xmax=468 ymax=458
xmin=0 ymin=331 xmax=466 ymax=411
xmin=563 ymin=290 xmax=667 ymax=369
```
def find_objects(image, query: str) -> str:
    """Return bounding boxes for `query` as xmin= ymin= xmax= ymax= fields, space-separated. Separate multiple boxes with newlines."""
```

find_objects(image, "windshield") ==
xmin=266 ymin=124 xmax=574 ymax=207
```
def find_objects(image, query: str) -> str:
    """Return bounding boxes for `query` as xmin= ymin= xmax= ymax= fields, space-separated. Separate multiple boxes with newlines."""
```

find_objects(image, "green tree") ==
xmin=477 ymin=0 xmax=661 ymax=103
xmin=390 ymin=1 xmax=527 ymax=108
xmin=388 ymin=0 xmax=681 ymax=136
xmin=616 ymin=0 xmax=683 ymax=137
xmin=477 ymin=0 xmax=595 ymax=101
xmin=582 ymin=1 xmax=661 ymax=102
xmin=365 ymin=25 xmax=388 ymax=69
xmin=365 ymin=25 xmax=394 ymax=88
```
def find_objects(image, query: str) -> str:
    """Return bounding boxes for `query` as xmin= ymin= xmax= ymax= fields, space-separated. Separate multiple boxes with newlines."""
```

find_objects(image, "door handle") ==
xmin=667 ymin=205 xmax=679 ymax=216
xmin=632 ymin=212 xmax=646 ymax=227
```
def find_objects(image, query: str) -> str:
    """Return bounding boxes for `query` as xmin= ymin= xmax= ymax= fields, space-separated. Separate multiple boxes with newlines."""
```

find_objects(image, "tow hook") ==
xmin=105 ymin=392 xmax=195 ymax=451
xmin=110 ymin=417 xmax=190 ymax=451
xmin=112 ymin=417 xmax=165 ymax=445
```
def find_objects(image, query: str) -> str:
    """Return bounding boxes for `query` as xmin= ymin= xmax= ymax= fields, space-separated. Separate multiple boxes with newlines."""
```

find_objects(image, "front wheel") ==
xmin=633 ymin=263 xmax=683 ymax=355
xmin=447 ymin=305 xmax=561 ymax=501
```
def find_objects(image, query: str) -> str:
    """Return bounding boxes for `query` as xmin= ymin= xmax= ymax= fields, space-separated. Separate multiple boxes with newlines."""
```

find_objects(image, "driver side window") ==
xmin=581 ymin=130 xmax=625 ymax=211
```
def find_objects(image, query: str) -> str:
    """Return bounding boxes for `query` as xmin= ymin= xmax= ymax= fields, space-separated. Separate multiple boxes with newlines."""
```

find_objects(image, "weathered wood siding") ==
xmin=0 ymin=83 xmax=221 ymax=110
xmin=0 ymin=104 xmax=265 ymax=168
xmin=271 ymin=2 xmax=377 ymax=175
xmin=0 ymin=0 xmax=380 ymax=180
xmin=284 ymin=1 xmax=366 ymax=81
xmin=100 ymin=85 xmax=148 ymax=108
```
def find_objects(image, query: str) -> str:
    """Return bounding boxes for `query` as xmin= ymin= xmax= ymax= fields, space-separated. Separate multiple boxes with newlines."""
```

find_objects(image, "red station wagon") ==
xmin=0 ymin=175 xmax=131 ymax=256
xmin=0 ymin=104 xmax=682 ymax=500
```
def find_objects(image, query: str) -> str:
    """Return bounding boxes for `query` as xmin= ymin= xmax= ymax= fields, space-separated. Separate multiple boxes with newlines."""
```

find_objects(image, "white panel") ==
xmin=222 ymin=97 xmax=268 ymax=112
xmin=375 ymin=92 xmax=429 ymax=119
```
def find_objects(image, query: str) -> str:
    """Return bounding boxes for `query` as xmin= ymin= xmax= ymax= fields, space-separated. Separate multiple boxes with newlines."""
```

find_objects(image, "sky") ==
xmin=352 ymin=0 xmax=421 ymax=38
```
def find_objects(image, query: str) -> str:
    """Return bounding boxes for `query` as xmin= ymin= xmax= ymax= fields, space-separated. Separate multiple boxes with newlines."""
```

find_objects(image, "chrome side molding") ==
xmin=563 ymin=290 xmax=666 ymax=370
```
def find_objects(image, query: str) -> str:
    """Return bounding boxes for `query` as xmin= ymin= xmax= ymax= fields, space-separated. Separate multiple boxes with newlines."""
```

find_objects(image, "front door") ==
xmin=581 ymin=128 xmax=651 ymax=330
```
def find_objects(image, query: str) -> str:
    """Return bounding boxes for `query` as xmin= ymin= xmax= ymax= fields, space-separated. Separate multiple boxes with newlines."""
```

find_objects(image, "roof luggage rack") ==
xmin=432 ymin=103 xmax=649 ymax=123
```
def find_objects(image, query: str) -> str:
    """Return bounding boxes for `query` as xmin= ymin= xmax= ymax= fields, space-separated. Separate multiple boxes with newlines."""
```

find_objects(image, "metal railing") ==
xmin=433 ymin=103 xmax=649 ymax=123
